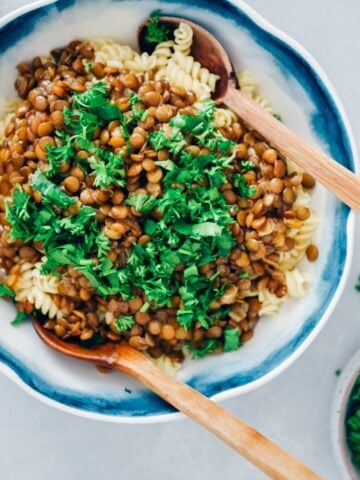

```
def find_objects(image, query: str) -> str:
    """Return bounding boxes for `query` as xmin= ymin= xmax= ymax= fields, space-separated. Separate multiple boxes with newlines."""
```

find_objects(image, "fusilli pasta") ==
xmin=173 ymin=22 xmax=193 ymax=56
xmin=12 ymin=261 xmax=63 ymax=319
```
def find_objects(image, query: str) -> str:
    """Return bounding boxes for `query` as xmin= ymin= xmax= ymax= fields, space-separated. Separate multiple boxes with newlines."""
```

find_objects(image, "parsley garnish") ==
xmin=116 ymin=315 xmax=135 ymax=333
xmin=31 ymin=171 xmax=76 ymax=208
xmin=0 ymin=284 xmax=15 ymax=298
xmin=88 ymin=152 xmax=125 ymax=188
xmin=186 ymin=339 xmax=219 ymax=359
xmin=11 ymin=311 xmax=27 ymax=326
xmin=233 ymin=173 xmax=257 ymax=198
xmin=346 ymin=375 xmax=360 ymax=467
xmin=224 ymin=328 xmax=241 ymax=352
xmin=144 ymin=10 xmax=171 ymax=45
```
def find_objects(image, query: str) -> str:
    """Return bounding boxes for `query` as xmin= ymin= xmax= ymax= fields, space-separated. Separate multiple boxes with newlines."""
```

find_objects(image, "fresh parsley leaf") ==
xmin=224 ymin=328 xmax=241 ymax=352
xmin=31 ymin=170 xmax=76 ymax=208
xmin=0 ymin=284 xmax=15 ymax=298
xmin=125 ymin=194 xmax=157 ymax=213
xmin=6 ymin=187 xmax=37 ymax=242
xmin=273 ymin=113 xmax=283 ymax=122
xmin=144 ymin=9 xmax=171 ymax=44
xmin=72 ymin=81 xmax=108 ymax=110
xmin=45 ymin=132 xmax=75 ymax=177
xmin=233 ymin=173 xmax=257 ymax=198
xmin=240 ymin=159 xmax=255 ymax=172
xmin=11 ymin=311 xmax=27 ymax=326
xmin=96 ymin=232 xmax=111 ymax=259
xmin=154 ymin=159 xmax=175 ymax=171
xmin=186 ymin=339 xmax=219 ymax=358
xmin=116 ymin=315 xmax=135 ymax=333
xmin=239 ymin=272 xmax=250 ymax=279
xmin=59 ymin=206 xmax=96 ymax=235
xmin=88 ymin=152 xmax=125 ymax=188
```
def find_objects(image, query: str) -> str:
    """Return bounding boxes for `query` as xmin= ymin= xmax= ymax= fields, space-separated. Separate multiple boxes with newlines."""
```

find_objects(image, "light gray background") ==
xmin=0 ymin=1 xmax=359 ymax=479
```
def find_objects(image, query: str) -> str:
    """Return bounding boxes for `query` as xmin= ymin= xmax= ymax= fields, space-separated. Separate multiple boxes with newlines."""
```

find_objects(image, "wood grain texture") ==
xmin=33 ymin=318 xmax=322 ymax=479
xmin=224 ymin=87 xmax=359 ymax=212
xmin=117 ymin=346 xmax=322 ymax=480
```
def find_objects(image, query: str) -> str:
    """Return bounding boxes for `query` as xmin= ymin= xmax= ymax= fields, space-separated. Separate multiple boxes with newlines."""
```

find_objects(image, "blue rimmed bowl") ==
xmin=0 ymin=0 xmax=357 ymax=423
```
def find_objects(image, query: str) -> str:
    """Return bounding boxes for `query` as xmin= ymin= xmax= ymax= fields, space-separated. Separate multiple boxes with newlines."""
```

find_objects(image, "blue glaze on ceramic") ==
xmin=0 ymin=0 xmax=355 ymax=418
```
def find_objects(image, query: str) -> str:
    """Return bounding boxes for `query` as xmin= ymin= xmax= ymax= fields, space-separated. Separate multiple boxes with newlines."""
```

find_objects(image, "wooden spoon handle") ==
xmin=223 ymin=87 xmax=359 ymax=213
xmin=117 ymin=351 xmax=322 ymax=480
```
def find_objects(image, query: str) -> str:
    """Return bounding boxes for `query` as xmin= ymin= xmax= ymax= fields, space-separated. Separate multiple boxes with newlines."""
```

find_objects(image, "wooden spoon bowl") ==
xmin=32 ymin=318 xmax=321 ymax=479
xmin=138 ymin=16 xmax=360 ymax=213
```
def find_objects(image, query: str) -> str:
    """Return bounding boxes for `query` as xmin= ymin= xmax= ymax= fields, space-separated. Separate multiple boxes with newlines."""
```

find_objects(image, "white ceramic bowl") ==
xmin=0 ymin=0 xmax=357 ymax=422
xmin=332 ymin=350 xmax=360 ymax=479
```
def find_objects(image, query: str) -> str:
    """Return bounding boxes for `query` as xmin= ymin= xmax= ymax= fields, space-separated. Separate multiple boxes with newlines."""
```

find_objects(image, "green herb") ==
xmin=72 ymin=81 xmax=108 ymax=110
xmin=0 ymin=284 xmax=15 ymax=298
xmin=45 ymin=132 xmax=75 ymax=177
xmin=144 ymin=9 xmax=171 ymax=45
xmin=6 ymin=187 xmax=37 ymax=242
xmin=116 ymin=315 xmax=135 ymax=333
xmin=335 ymin=369 xmax=342 ymax=377
xmin=186 ymin=339 xmax=219 ymax=359
xmin=11 ymin=311 xmax=27 ymax=326
xmin=273 ymin=113 xmax=283 ymax=122
xmin=31 ymin=170 xmax=76 ymax=208
xmin=240 ymin=159 xmax=255 ymax=172
xmin=346 ymin=375 xmax=360 ymax=466
xmin=233 ymin=173 xmax=257 ymax=198
xmin=88 ymin=152 xmax=125 ymax=188
xmin=124 ymin=387 xmax=132 ymax=394
xmin=125 ymin=194 xmax=157 ymax=213
xmin=355 ymin=277 xmax=360 ymax=292
xmin=96 ymin=232 xmax=111 ymax=259
xmin=239 ymin=272 xmax=250 ymax=279
xmin=59 ymin=206 xmax=96 ymax=235
xmin=224 ymin=328 xmax=241 ymax=352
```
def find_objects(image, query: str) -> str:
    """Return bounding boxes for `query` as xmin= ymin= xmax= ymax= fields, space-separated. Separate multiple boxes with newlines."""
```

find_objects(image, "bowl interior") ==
xmin=0 ymin=0 xmax=355 ymax=420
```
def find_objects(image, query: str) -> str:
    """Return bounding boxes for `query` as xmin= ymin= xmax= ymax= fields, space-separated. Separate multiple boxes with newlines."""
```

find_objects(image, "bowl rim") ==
xmin=0 ymin=0 xmax=357 ymax=423
xmin=331 ymin=349 xmax=360 ymax=480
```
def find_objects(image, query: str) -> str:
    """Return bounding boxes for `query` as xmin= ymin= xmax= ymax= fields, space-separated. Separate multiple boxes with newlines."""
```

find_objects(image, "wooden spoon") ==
xmin=32 ymin=318 xmax=321 ymax=479
xmin=138 ymin=17 xmax=360 ymax=213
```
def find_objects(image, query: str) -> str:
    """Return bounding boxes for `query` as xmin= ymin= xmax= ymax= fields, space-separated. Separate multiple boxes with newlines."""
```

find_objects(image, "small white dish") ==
xmin=331 ymin=349 xmax=360 ymax=480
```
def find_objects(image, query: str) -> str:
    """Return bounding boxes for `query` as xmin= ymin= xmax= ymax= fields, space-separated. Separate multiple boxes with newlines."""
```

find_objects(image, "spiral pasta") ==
xmin=279 ymin=190 xmax=318 ymax=271
xmin=173 ymin=22 xmax=193 ymax=56
xmin=0 ymin=98 xmax=19 ymax=141
xmin=124 ymin=52 xmax=159 ymax=73
xmin=149 ymin=354 xmax=181 ymax=376
xmin=285 ymin=269 xmax=311 ymax=298
xmin=12 ymin=261 xmax=63 ymax=319
xmin=152 ymin=40 xmax=175 ymax=66
xmin=258 ymin=287 xmax=287 ymax=317
xmin=237 ymin=70 xmax=274 ymax=114
xmin=90 ymin=39 xmax=135 ymax=70
xmin=214 ymin=108 xmax=238 ymax=128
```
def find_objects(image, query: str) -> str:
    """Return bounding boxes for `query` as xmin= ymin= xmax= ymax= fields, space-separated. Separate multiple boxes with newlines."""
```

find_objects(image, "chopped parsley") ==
xmin=186 ymin=339 xmax=219 ymax=359
xmin=233 ymin=173 xmax=257 ymax=198
xmin=5 ymin=90 xmax=243 ymax=355
xmin=346 ymin=375 xmax=360 ymax=467
xmin=11 ymin=311 xmax=27 ymax=326
xmin=224 ymin=328 xmax=241 ymax=352
xmin=144 ymin=9 xmax=171 ymax=45
xmin=0 ymin=284 xmax=15 ymax=298
xmin=116 ymin=315 xmax=135 ymax=333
